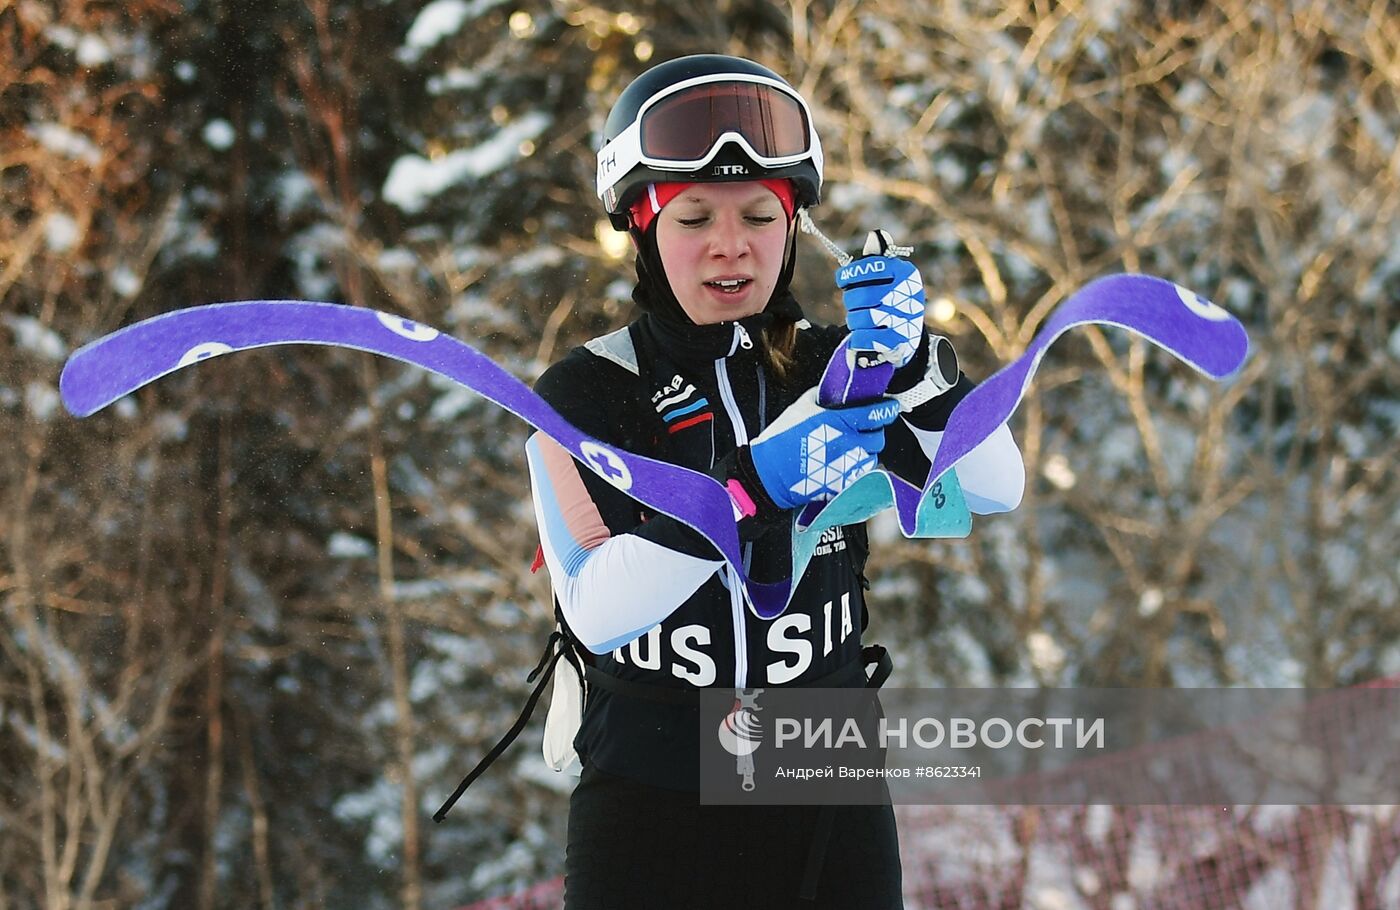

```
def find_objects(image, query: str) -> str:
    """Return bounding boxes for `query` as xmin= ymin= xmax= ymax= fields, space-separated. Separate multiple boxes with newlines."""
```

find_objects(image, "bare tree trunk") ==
xmin=278 ymin=0 xmax=427 ymax=894
xmin=199 ymin=414 xmax=233 ymax=910
xmin=236 ymin=709 xmax=277 ymax=910
xmin=364 ymin=356 xmax=423 ymax=910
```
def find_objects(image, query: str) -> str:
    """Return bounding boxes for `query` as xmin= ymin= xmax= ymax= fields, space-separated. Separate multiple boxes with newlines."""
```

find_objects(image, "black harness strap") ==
xmin=583 ymin=664 xmax=699 ymax=706
xmin=433 ymin=630 xmax=580 ymax=822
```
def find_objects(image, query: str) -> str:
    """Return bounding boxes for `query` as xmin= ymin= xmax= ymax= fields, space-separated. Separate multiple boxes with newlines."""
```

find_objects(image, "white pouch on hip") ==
xmin=542 ymin=623 xmax=583 ymax=777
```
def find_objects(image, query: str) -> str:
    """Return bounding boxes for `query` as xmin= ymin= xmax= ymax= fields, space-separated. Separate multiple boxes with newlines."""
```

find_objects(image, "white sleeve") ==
xmin=902 ymin=420 xmax=1025 ymax=514
xmin=526 ymin=433 xmax=724 ymax=654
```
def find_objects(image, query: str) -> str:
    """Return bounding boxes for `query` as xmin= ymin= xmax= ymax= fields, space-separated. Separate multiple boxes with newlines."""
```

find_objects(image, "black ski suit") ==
xmin=527 ymin=305 xmax=1011 ymax=909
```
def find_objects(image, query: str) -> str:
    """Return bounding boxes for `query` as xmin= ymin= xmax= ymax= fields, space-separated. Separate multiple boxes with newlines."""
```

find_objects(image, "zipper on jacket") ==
xmin=716 ymin=324 xmax=751 ymax=445
xmin=735 ymin=323 xmax=753 ymax=351
xmin=717 ymin=322 xmax=752 ymax=687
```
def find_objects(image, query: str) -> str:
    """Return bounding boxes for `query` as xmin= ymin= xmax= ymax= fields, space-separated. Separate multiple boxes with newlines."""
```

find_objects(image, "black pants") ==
xmin=564 ymin=764 xmax=903 ymax=910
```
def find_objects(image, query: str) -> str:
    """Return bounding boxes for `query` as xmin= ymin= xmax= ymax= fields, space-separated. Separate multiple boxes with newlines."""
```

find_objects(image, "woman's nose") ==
xmin=708 ymin=215 xmax=749 ymax=259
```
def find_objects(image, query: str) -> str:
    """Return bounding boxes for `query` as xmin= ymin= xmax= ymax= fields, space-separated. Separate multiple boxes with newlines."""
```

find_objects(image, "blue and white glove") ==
xmin=836 ymin=230 xmax=926 ymax=369
xmin=744 ymin=389 xmax=901 ymax=510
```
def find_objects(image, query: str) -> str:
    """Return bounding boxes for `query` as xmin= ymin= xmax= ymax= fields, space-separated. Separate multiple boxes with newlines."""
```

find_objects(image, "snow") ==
xmin=399 ymin=0 xmax=510 ymax=63
xmin=76 ymin=33 xmax=112 ymax=67
xmin=1124 ymin=827 xmax=1163 ymax=890
xmin=950 ymin=571 xmax=991 ymax=606
xmin=427 ymin=385 xmax=480 ymax=422
xmin=515 ymin=753 xmax=578 ymax=794
xmin=45 ymin=25 xmax=80 ymax=50
xmin=4 ymin=315 xmax=67 ymax=361
xmin=506 ymin=245 xmax=565 ymax=276
xmin=1096 ymin=424 xmax=1141 ymax=478
xmin=328 ymin=532 xmax=375 ymax=558
xmin=1082 ymin=0 xmax=1123 ymax=30
xmin=825 ymin=182 xmax=881 ymax=213
xmin=202 ymin=119 xmax=236 ymax=150
xmin=160 ymin=199 xmax=220 ymax=260
xmin=944 ymin=625 xmax=994 ymax=685
xmin=333 ymin=779 xmax=404 ymax=865
xmin=1074 ymin=866 xmax=1101 ymax=897
xmin=10 ymin=716 xmax=68 ymax=762
xmin=44 ymin=212 xmax=80 ymax=252
xmin=428 ymin=67 xmax=485 ymax=95
xmin=30 ymin=123 xmax=101 ymax=164
xmin=342 ymin=406 xmax=373 ymax=434
xmin=1241 ymin=866 xmax=1294 ymax=909
xmin=1316 ymin=834 xmax=1359 ymax=910
xmin=276 ymin=170 xmax=318 ymax=218
xmin=1247 ymin=804 xmax=1301 ymax=833
xmin=24 ymin=382 xmax=60 ymax=421
xmin=447 ymin=291 xmax=516 ymax=331
xmin=1026 ymin=630 xmax=1065 ymax=676
xmin=109 ymin=265 xmax=140 ymax=297
xmin=390 ymin=570 xmax=496 ymax=600
xmin=426 ymin=630 xmax=493 ymax=669
xmin=152 ymin=412 xmax=188 ymax=442
xmin=1084 ymin=804 xmax=1114 ymax=845
xmin=382 ymin=112 xmax=550 ymax=214
xmin=1024 ymin=841 xmax=1091 ymax=908
xmin=898 ymin=805 xmax=1024 ymax=898
xmin=605 ymin=278 xmax=632 ymax=302
xmin=1358 ymin=100 xmax=1397 ymax=165
xmin=1382 ymin=856 xmax=1400 ymax=909
xmin=287 ymin=223 xmax=343 ymax=299
xmin=1042 ymin=453 xmax=1076 ymax=490
xmin=483 ymin=601 xmax=524 ymax=627
xmin=1323 ymin=539 xmax=1361 ymax=586
xmin=934 ymin=152 xmax=968 ymax=188
xmin=409 ymin=634 xmax=493 ymax=702
xmin=1277 ymin=92 xmax=1336 ymax=161
xmin=376 ymin=247 xmax=418 ymax=274
xmin=469 ymin=839 xmax=538 ymax=893
xmin=402 ymin=0 xmax=470 ymax=57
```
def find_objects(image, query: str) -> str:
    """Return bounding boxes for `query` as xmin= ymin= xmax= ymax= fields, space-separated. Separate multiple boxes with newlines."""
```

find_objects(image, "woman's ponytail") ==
xmin=763 ymin=319 xmax=798 ymax=382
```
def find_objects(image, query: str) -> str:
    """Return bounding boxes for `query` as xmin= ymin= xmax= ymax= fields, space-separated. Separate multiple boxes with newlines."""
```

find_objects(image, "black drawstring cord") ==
xmin=433 ymin=631 xmax=571 ymax=822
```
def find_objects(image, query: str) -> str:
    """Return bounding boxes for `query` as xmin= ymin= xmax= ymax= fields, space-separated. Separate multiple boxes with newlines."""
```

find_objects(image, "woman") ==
xmin=526 ymin=54 xmax=1024 ymax=909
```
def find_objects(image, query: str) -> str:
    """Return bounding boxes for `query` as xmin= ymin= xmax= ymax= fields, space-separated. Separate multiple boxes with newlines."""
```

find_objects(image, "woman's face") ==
xmin=653 ymin=182 xmax=790 ymax=326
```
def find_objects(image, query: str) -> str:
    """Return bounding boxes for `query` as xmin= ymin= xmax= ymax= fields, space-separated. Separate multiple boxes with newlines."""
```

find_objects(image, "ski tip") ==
xmin=58 ymin=353 xmax=105 ymax=418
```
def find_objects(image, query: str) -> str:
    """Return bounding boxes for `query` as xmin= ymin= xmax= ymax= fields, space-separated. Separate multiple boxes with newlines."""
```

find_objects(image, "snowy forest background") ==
xmin=2 ymin=0 xmax=1397 ymax=907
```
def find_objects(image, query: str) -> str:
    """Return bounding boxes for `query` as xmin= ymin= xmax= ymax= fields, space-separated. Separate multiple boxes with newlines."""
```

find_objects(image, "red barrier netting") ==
xmin=458 ymin=679 xmax=1400 ymax=909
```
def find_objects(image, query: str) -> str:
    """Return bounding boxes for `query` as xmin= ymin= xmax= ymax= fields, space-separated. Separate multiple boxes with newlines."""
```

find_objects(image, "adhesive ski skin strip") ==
xmin=59 ymin=274 xmax=1248 ymax=619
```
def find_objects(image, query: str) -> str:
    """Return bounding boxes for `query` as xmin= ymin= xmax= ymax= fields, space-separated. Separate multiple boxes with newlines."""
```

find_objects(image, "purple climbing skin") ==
xmin=58 ymin=301 xmax=773 ymax=610
xmin=919 ymin=274 xmax=1248 ymax=507
xmin=58 ymin=273 xmax=1248 ymax=618
xmin=816 ymin=338 xmax=896 ymax=410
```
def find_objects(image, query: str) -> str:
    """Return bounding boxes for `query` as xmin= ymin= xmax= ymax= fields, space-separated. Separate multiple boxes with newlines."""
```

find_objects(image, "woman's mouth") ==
xmin=704 ymin=278 xmax=751 ymax=294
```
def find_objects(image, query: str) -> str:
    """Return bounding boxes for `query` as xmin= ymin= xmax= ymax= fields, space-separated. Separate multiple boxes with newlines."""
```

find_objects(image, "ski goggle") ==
xmin=597 ymin=74 xmax=823 ymax=210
